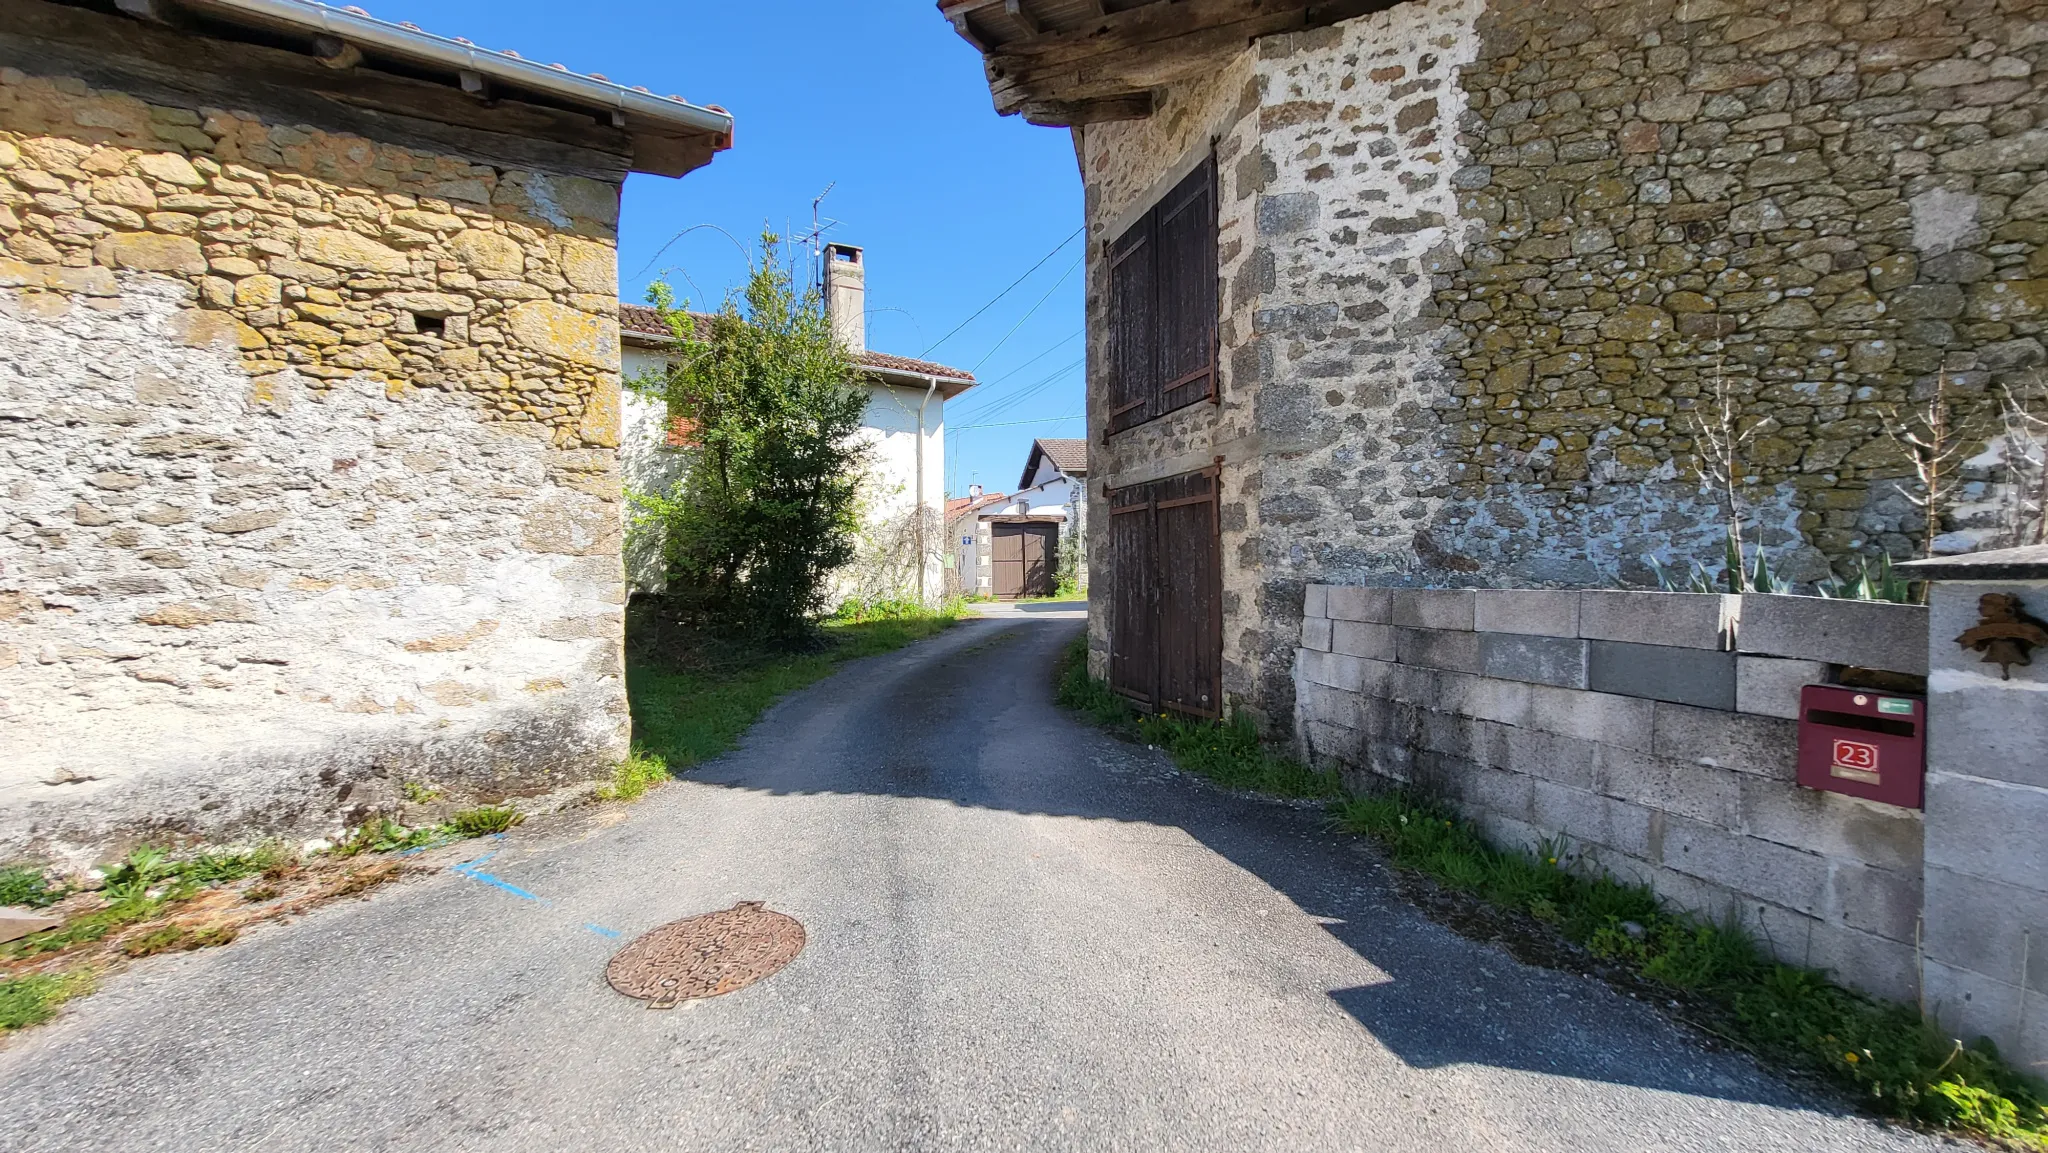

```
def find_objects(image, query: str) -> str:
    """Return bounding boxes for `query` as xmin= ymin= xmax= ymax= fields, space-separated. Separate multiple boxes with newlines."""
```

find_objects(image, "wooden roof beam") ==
xmin=1019 ymin=91 xmax=1153 ymax=127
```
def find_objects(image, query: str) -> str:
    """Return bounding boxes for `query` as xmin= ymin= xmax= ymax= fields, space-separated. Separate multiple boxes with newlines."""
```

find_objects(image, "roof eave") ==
xmin=174 ymin=0 xmax=734 ymax=177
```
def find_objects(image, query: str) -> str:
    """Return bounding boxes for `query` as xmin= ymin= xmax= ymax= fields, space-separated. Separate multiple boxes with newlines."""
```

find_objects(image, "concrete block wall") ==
xmin=1298 ymin=586 xmax=1930 ymax=1003
xmin=1918 ymin=577 xmax=2048 ymax=1070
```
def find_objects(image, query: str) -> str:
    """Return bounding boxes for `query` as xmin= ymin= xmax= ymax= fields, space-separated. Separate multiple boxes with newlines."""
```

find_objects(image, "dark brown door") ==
xmin=991 ymin=523 xmax=1059 ymax=599
xmin=1108 ymin=467 xmax=1221 ymax=717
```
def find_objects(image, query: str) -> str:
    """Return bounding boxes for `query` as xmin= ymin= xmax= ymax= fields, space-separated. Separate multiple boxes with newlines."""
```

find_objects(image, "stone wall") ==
xmin=1078 ymin=0 xmax=2048 ymax=727
xmin=1296 ymin=585 xmax=1930 ymax=1001
xmin=0 ymin=65 xmax=632 ymax=858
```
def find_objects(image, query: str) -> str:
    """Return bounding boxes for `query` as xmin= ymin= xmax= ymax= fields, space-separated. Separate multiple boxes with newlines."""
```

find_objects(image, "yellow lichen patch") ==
xmin=507 ymin=300 xmax=617 ymax=369
xmin=170 ymin=309 xmax=266 ymax=350
xmin=523 ymin=677 xmax=567 ymax=694
xmin=423 ymin=679 xmax=490 ymax=707
xmin=403 ymin=620 xmax=501 ymax=653
xmin=95 ymin=233 xmax=207 ymax=275
xmin=297 ymin=228 xmax=409 ymax=274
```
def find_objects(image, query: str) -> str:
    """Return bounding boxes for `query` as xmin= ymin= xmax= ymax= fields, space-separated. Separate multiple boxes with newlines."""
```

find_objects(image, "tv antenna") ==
xmin=792 ymin=182 xmax=840 ymax=289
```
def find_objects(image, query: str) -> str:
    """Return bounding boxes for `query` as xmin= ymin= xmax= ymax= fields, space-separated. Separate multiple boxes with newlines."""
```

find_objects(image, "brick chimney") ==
xmin=823 ymin=242 xmax=865 ymax=354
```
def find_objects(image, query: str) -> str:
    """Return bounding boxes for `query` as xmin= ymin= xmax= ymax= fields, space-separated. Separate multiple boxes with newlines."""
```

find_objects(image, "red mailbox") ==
xmin=1796 ymin=685 xmax=1925 ymax=808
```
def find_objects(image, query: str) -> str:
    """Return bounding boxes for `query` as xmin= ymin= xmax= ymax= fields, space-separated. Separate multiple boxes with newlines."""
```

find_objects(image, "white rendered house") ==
xmin=949 ymin=438 xmax=1089 ymax=599
xmin=619 ymin=243 xmax=975 ymax=605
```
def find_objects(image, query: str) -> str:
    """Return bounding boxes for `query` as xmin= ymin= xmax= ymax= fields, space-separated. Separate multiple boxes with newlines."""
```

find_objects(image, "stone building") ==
xmin=0 ymin=0 xmax=732 ymax=858
xmin=942 ymin=0 xmax=2048 ymax=724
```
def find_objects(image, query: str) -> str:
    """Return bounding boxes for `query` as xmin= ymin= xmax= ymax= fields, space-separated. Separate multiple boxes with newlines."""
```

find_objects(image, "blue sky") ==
xmin=371 ymin=0 xmax=1087 ymax=498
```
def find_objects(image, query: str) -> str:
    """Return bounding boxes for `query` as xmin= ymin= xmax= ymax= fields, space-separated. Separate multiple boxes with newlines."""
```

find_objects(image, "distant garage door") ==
xmin=990 ymin=521 xmax=1058 ymax=600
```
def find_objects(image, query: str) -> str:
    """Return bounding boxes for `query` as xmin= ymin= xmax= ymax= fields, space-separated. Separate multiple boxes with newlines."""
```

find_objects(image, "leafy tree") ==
xmin=637 ymin=236 xmax=869 ymax=645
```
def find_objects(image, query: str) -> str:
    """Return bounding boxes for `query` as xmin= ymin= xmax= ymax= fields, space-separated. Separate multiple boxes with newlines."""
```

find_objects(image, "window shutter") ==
xmin=1154 ymin=155 xmax=1217 ymax=416
xmin=1107 ymin=213 xmax=1157 ymax=439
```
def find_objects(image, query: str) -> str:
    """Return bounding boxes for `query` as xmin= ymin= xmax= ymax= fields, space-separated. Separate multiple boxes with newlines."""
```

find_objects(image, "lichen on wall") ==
xmin=0 ymin=67 xmax=633 ymax=857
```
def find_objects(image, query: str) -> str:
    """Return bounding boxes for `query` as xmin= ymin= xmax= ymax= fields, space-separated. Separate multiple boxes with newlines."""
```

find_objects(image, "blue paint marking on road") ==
xmin=583 ymin=924 xmax=623 ymax=940
xmin=451 ymin=851 xmax=551 ymax=905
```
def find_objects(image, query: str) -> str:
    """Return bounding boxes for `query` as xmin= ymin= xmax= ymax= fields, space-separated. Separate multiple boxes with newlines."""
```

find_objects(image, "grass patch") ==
xmin=596 ymin=751 xmax=670 ymax=802
xmin=0 ymin=970 xmax=94 ymax=1030
xmin=1052 ymin=636 xmax=1341 ymax=799
xmin=625 ymin=602 xmax=962 ymax=785
xmin=1052 ymin=635 xmax=2048 ymax=1145
xmin=0 ymin=864 xmax=63 ymax=908
xmin=445 ymin=807 xmax=524 ymax=838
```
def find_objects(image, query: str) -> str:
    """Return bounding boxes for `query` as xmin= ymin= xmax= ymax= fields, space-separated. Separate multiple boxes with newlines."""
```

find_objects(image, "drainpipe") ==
xmin=915 ymin=374 xmax=939 ymax=605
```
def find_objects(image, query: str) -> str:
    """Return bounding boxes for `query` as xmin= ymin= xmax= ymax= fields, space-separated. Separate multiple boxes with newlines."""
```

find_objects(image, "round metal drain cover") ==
xmin=606 ymin=901 xmax=805 ymax=1008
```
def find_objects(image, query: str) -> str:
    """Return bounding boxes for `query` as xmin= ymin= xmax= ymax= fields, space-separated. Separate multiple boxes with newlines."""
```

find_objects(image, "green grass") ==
xmin=1051 ymin=635 xmax=2048 ymax=1147
xmin=0 ymin=970 xmax=93 ymax=1030
xmin=0 ymin=864 xmax=63 ymax=908
xmin=445 ymin=807 xmax=524 ymax=838
xmin=625 ymin=606 xmax=962 ymax=788
xmin=1052 ymin=636 xmax=1341 ymax=799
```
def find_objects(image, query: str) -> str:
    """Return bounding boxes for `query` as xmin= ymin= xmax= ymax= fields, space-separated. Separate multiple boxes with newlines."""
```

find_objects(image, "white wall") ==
xmin=616 ymin=350 xmax=947 ymax=605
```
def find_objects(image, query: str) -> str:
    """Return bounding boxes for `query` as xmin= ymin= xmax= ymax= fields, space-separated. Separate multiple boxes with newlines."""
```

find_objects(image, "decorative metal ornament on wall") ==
xmin=1956 ymin=593 xmax=2048 ymax=680
xmin=605 ymin=901 xmax=806 ymax=1009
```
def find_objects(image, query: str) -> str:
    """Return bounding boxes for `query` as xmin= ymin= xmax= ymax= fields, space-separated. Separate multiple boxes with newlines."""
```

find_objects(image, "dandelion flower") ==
xmin=1844 ymin=1053 xmax=1860 ymax=1064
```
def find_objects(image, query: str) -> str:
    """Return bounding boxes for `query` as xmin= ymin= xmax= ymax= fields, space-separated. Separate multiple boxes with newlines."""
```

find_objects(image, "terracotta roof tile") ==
xmin=617 ymin=303 xmax=975 ymax=383
xmin=1032 ymin=438 xmax=1088 ymax=476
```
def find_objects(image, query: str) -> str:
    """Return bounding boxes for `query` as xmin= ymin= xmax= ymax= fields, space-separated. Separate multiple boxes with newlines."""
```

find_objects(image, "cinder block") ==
xmin=1465 ymin=717 xmax=1517 ymax=770
xmin=1301 ymin=616 xmax=1333 ymax=652
xmin=1593 ymin=745 xmax=1742 ymax=828
xmin=1803 ymin=919 xmax=1921 ymax=1004
xmin=1924 ymin=772 xmax=2048 ymax=885
xmin=1588 ymin=641 xmax=1737 ymax=710
xmin=1381 ymin=661 xmax=1441 ymax=709
xmin=1735 ymin=656 xmax=1829 ymax=719
xmin=1474 ymin=589 xmax=1580 ymax=637
xmin=1503 ymin=727 xmax=1599 ymax=791
xmin=1418 ymin=707 xmax=1478 ymax=761
xmin=1297 ymin=649 xmax=1363 ymax=692
xmin=1737 ymin=594 xmax=1928 ymax=675
xmin=1396 ymin=626 xmax=1483 ymax=673
xmin=1526 ymin=683 xmax=1654 ymax=752
xmin=1651 ymin=701 xmax=1798 ymax=780
xmin=1303 ymin=719 xmax=1363 ymax=768
xmin=1389 ymin=588 xmax=1476 ymax=631
xmin=1464 ymin=677 xmax=1532 ymax=728
xmin=1923 ymin=959 xmax=2041 ymax=1068
xmin=1427 ymin=758 xmax=1534 ymax=822
xmin=1929 ymin=582 xmax=2048 ymax=678
xmin=1737 ymin=776 xmax=1922 ymax=872
xmin=1531 ymin=779 xmax=1657 ymax=860
xmin=1923 ymin=865 xmax=2048 ymax=995
xmin=1332 ymin=620 xmax=1396 ymax=661
xmin=1481 ymin=632 xmax=1589 ymax=688
xmin=1327 ymin=585 xmax=1392 ymax=623
xmin=1296 ymin=681 xmax=1361 ymax=730
xmin=1830 ymin=861 xmax=1923 ymax=943
xmin=1928 ymin=681 xmax=2048 ymax=791
xmin=1579 ymin=590 xmax=1738 ymax=650
xmin=1304 ymin=583 xmax=1329 ymax=620
xmin=1660 ymin=816 xmax=1830 ymax=916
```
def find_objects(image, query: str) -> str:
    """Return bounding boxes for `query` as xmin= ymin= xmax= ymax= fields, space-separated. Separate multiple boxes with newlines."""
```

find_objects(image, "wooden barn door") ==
xmin=1021 ymin=523 xmax=1058 ymax=598
xmin=1108 ymin=466 xmax=1221 ymax=717
xmin=990 ymin=524 xmax=1025 ymax=600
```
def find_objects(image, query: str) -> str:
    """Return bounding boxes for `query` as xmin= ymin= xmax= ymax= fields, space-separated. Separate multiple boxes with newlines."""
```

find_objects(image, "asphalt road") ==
xmin=0 ymin=614 xmax=1951 ymax=1152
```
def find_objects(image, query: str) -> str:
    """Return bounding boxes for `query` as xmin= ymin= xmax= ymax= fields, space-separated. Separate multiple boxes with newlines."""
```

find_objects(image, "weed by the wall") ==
xmin=0 ymin=864 xmax=62 ymax=909
xmin=1330 ymin=791 xmax=2048 ymax=1144
xmin=445 ymin=807 xmax=523 ymax=838
xmin=1052 ymin=633 xmax=2047 ymax=1146
xmin=595 ymin=752 xmax=671 ymax=802
xmin=0 ymin=971 xmax=93 ymax=1030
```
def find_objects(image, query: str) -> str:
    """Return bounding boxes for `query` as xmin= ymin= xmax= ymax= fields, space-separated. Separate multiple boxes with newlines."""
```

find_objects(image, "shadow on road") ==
xmin=671 ymin=613 xmax=1839 ymax=1115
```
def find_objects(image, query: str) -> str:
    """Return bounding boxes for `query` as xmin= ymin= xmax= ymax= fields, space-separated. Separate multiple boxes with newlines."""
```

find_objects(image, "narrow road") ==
xmin=1 ymin=614 xmax=1943 ymax=1152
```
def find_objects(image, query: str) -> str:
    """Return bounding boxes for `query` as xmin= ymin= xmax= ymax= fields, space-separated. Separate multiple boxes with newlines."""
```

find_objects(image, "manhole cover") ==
xmin=605 ymin=901 xmax=805 ymax=1009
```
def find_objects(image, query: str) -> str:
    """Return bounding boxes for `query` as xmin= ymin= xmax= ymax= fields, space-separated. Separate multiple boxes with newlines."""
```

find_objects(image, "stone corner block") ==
xmin=1473 ymin=589 xmax=1580 ymax=637
xmin=1389 ymin=588 xmax=1476 ymax=631
xmin=1304 ymin=584 xmax=1330 ymax=619
xmin=1737 ymin=594 xmax=1928 ymax=675
xmin=1580 ymin=590 xmax=1737 ymax=650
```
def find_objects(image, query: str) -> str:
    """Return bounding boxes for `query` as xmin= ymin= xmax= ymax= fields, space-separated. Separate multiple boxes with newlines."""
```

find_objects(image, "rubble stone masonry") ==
xmin=1081 ymin=0 xmax=2048 ymax=727
xmin=0 ymin=66 xmax=631 ymax=858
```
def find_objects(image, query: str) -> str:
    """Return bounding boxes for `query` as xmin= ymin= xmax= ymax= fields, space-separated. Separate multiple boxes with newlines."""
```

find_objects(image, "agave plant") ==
xmin=1816 ymin=553 xmax=1920 ymax=604
xmin=1646 ymin=534 xmax=1788 ymax=594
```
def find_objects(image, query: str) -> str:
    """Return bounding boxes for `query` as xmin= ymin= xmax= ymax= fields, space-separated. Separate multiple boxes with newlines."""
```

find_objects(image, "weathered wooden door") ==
xmin=991 ymin=523 xmax=1059 ymax=599
xmin=1108 ymin=467 xmax=1221 ymax=717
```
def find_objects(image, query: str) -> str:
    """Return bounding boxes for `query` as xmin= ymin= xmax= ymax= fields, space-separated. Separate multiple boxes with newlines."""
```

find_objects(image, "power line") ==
xmin=953 ymin=357 xmax=1084 ymax=426
xmin=970 ymin=253 xmax=1082 ymax=372
xmin=919 ymin=226 xmax=1083 ymax=358
xmin=952 ymin=414 xmax=1085 ymax=431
